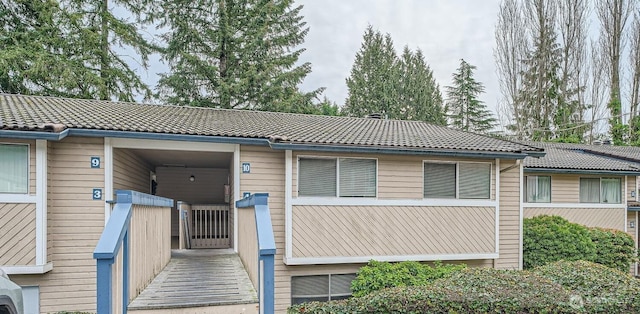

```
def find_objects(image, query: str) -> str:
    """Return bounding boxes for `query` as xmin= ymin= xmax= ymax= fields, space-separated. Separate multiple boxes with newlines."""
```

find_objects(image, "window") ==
xmin=298 ymin=157 xmax=376 ymax=197
xmin=525 ymin=176 xmax=551 ymax=203
xmin=0 ymin=144 xmax=29 ymax=194
xmin=580 ymin=177 xmax=621 ymax=203
xmin=424 ymin=162 xmax=491 ymax=199
xmin=291 ymin=274 xmax=356 ymax=305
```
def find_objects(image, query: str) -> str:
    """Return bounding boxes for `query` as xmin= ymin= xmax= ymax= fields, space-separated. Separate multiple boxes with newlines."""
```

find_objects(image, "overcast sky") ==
xmin=295 ymin=0 xmax=502 ymax=113
xmin=139 ymin=1 xmax=503 ymax=114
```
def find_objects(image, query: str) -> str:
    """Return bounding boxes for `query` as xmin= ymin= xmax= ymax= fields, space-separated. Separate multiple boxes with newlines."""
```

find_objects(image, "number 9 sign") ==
xmin=90 ymin=157 xmax=101 ymax=168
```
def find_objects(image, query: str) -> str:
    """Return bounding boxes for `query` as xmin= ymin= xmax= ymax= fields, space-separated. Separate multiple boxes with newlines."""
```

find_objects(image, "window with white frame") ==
xmin=424 ymin=162 xmax=491 ymax=199
xmin=525 ymin=176 xmax=551 ymax=203
xmin=291 ymin=274 xmax=356 ymax=305
xmin=579 ymin=177 xmax=621 ymax=203
xmin=298 ymin=157 xmax=376 ymax=197
xmin=0 ymin=143 xmax=29 ymax=194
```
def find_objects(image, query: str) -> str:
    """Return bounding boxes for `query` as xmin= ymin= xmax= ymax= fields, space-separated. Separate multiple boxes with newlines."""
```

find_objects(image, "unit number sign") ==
xmin=91 ymin=156 xmax=101 ymax=168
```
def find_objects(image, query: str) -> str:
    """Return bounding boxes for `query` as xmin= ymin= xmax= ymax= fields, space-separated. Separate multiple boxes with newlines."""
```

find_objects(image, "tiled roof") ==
xmin=523 ymin=142 xmax=640 ymax=172
xmin=0 ymin=94 xmax=543 ymax=155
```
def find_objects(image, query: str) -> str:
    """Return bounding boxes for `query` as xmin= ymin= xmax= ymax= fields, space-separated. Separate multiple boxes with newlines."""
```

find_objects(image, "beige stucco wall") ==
xmin=11 ymin=136 xmax=105 ymax=313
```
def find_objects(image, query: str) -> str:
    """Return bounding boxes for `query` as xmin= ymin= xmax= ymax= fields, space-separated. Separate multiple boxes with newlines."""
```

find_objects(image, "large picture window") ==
xmin=298 ymin=157 xmax=376 ymax=197
xmin=525 ymin=176 xmax=551 ymax=203
xmin=0 ymin=144 xmax=29 ymax=194
xmin=579 ymin=177 xmax=621 ymax=203
xmin=424 ymin=162 xmax=491 ymax=199
xmin=291 ymin=274 xmax=356 ymax=305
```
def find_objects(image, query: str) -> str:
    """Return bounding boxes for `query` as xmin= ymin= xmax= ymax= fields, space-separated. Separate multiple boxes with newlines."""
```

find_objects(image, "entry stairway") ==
xmin=128 ymin=249 xmax=258 ymax=314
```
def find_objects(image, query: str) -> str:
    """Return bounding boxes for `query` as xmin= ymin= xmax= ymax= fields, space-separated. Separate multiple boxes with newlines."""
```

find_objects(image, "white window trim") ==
xmin=523 ymin=175 xmax=552 ymax=203
xmin=296 ymin=155 xmax=378 ymax=198
xmin=291 ymin=273 xmax=356 ymax=304
xmin=579 ymin=176 xmax=623 ymax=204
xmin=422 ymin=160 xmax=493 ymax=200
xmin=0 ymin=142 xmax=30 ymax=196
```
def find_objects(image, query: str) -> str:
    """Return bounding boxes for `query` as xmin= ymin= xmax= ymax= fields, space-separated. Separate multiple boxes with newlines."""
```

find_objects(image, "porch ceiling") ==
xmin=128 ymin=149 xmax=232 ymax=168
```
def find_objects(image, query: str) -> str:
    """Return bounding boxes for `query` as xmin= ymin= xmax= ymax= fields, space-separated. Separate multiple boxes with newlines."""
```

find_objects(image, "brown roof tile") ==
xmin=0 ymin=94 xmax=543 ymax=155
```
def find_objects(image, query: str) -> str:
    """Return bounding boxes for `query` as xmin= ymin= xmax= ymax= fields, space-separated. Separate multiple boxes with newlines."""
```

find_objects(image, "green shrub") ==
xmin=349 ymin=260 xmax=465 ymax=297
xmin=588 ymin=227 xmax=636 ymax=272
xmin=289 ymin=268 xmax=577 ymax=314
xmin=533 ymin=260 xmax=640 ymax=313
xmin=523 ymin=215 xmax=596 ymax=269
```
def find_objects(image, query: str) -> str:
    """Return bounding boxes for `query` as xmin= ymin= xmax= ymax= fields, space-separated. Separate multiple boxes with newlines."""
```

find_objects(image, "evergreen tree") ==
xmin=398 ymin=48 xmax=446 ymax=124
xmin=157 ymin=0 xmax=320 ymax=112
xmin=343 ymin=25 xmax=399 ymax=118
xmin=0 ymin=0 xmax=157 ymax=101
xmin=445 ymin=59 xmax=496 ymax=133
xmin=344 ymin=26 xmax=446 ymax=124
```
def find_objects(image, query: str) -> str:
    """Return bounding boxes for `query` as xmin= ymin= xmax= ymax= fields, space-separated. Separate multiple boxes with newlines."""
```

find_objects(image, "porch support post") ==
xmin=123 ymin=230 xmax=129 ymax=314
xmin=96 ymin=259 xmax=113 ymax=314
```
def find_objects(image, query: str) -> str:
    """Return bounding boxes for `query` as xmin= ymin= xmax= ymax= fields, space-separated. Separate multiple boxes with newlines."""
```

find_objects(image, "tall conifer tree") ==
xmin=446 ymin=59 xmax=495 ymax=133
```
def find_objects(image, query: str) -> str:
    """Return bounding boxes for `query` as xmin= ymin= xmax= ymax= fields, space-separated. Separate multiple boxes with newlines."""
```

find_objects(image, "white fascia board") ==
xmin=284 ymin=253 xmax=500 ymax=265
xmin=291 ymin=198 xmax=497 ymax=207
xmin=2 ymin=263 xmax=53 ymax=275
xmin=111 ymin=137 xmax=235 ymax=152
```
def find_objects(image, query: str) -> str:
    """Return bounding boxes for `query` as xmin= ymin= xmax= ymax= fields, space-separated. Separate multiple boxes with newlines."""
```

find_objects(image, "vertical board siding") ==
xmin=11 ymin=136 xmax=105 ymax=313
xmin=237 ymin=207 xmax=258 ymax=288
xmin=292 ymin=205 xmax=495 ymax=258
xmin=113 ymin=149 xmax=153 ymax=193
xmin=525 ymin=207 xmax=626 ymax=230
xmin=495 ymin=160 xmax=521 ymax=269
xmin=291 ymin=152 xmax=496 ymax=200
xmin=239 ymin=146 xmax=287 ymax=312
xmin=0 ymin=203 xmax=36 ymax=265
xmin=128 ymin=204 xmax=172 ymax=301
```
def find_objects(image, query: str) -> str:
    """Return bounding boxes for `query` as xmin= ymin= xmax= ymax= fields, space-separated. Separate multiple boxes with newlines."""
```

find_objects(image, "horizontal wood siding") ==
xmin=495 ymin=160 xmax=521 ymax=269
xmin=239 ymin=146 xmax=287 ymax=312
xmin=11 ymin=136 xmax=105 ymax=313
xmin=292 ymin=205 xmax=495 ymax=257
xmin=291 ymin=152 xmax=496 ymax=200
xmin=628 ymin=176 xmax=636 ymax=201
xmin=237 ymin=206 xmax=258 ymax=288
xmin=0 ymin=203 xmax=36 ymax=265
xmin=525 ymin=173 xmax=626 ymax=203
xmin=0 ymin=138 xmax=36 ymax=194
xmin=524 ymin=207 xmax=626 ymax=230
xmin=113 ymin=149 xmax=153 ymax=193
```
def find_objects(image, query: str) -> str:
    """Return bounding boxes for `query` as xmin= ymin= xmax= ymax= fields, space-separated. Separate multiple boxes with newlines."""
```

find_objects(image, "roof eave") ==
xmin=270 ymin=142 xmax=531 ymax=159
xmin=524 ymin=167 xmax=640 ymax=176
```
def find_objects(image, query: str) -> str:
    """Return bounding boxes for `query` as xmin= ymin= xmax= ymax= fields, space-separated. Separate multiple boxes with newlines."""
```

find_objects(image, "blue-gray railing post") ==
xmin=122 ymin=230 xmax=129 ymax=314
xmin=236 ymin=193 xmax=276 ymax=314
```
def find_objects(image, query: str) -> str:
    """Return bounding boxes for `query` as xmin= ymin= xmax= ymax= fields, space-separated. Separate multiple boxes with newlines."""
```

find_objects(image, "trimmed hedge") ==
xmin=589 ymin=227 xmax=636 ymax=272
xmin=533 ymin=260 xmax=640 ymax=313
xmin=350 ymin=260 xmax=465 ymax=297
xmin=523 ymin=215 xmax=596 ymax=269
xmin=289 ymin=267 xmax=578 ymax=314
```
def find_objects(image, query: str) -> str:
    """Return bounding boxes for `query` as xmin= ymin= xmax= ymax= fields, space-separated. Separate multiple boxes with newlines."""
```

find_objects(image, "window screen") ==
xmin=339 ymin=158 xmax=376 ymax=197
xmin=291 ymin=274 xmax=356 ymax=305
xmin=298 ymin=158 xmax=336 ymax=196
xmin=459 ymin=163 xmax=491 ymax=199
xmin=424 ymin=163 xmax=456 ymax=198
xmin=580 ymin=178 xmax=600 ymax=203
xmin=525 ymin=176 xmax=551 ymax=203
xmin=0 ymin=144 xmax=28 ymax=194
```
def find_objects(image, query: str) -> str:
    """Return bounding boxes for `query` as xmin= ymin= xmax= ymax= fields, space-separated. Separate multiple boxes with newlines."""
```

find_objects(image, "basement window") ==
xmin=298 ymin=157 xmax=377 ymax=197
xmin=291 ymin=274 xmax=356 ymax=305
xmin=0 ymin=144 xmax=29 ymax=194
